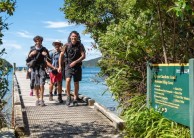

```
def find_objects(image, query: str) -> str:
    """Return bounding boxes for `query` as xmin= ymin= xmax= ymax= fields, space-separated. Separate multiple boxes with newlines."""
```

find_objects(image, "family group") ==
xmin=26 ymin=31 xmax=86 ymax=106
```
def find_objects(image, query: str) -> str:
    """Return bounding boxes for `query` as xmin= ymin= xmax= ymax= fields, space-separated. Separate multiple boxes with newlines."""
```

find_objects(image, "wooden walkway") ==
xmin=13 ymin=70 xmax=124 ymax=138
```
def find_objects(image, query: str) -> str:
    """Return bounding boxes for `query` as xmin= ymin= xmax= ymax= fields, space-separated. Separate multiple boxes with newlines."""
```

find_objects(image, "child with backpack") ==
xmin=48 ymin=40 xmax=64 ymax=103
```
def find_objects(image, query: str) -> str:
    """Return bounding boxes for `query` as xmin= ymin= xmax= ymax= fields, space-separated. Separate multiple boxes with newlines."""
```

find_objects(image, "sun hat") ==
xmin=52 ymin=40 xmax=63 ymax=46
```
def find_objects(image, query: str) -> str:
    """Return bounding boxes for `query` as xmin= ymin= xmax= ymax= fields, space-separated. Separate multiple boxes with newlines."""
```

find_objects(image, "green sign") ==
xmin=147 ymin=63 xmax=190 ymax=126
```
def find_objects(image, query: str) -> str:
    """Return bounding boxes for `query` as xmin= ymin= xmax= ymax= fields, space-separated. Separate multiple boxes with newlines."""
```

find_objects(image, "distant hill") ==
xmin=82 ymin=57 xmax=101 ymax=67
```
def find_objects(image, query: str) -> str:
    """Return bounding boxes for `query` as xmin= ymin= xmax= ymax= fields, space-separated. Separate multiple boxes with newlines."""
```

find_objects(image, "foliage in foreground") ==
xmin=123 ymin=95 xmax=190 ymax=138
xmin=0 ymin=0 xmax=15 ymax=128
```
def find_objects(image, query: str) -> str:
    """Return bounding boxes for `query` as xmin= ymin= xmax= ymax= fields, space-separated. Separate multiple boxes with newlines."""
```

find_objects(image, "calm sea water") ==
xmin=62 ymin=67 xmax=119 ymax=113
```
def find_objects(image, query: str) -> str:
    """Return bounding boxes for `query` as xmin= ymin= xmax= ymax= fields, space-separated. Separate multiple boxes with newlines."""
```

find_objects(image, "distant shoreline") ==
xmin=82 ymin=57 xmax=101 ymax=67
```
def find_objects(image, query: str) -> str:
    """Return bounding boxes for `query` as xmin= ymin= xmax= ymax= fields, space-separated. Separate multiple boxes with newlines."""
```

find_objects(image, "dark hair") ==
xmin=67 ymin=31 xmax=81 ymax=43
xmin=33 ymin=35 xmax=43 ymax=42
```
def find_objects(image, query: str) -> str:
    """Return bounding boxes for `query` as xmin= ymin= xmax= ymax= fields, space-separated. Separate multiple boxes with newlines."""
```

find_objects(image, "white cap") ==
xmin=52 ymin=40 xmax=63 ymax=46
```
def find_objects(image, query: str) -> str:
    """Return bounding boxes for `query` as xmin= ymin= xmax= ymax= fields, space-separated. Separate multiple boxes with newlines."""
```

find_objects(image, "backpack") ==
xmin=26 ymin=46 xmax=48 ymax=68
xmin=26 ymin=52 xmax=40 ymax=68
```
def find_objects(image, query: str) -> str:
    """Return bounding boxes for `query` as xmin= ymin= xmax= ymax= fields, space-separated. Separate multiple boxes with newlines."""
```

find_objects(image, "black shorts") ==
xmin=65 ymin=66 xmax=82 ymax=82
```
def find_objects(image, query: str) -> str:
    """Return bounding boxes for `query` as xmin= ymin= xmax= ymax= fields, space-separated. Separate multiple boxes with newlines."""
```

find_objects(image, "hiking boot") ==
xmin=39 ymin=100 xmax=45 ymax=106
xmin=58 ymin=94 xmax=63 ymax=103
xmin=73 ymin=100 xmax=78 ymax=106
xmin=35 ymin=100 xmax=39 ymax=106
xmin=66 ymin=96 xmax=71 ymax=106
xmin=49 ymin=93 xmax=53 ymax=101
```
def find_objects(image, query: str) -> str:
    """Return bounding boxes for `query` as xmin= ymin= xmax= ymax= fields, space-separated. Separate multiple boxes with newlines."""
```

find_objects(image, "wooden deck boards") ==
xmin=13 ymin=71 xmax=122 ymax=138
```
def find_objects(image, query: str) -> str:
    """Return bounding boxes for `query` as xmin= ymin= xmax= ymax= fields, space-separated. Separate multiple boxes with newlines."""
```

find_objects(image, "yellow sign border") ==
xmin=152 ymin=63 xmax=188 ymax=66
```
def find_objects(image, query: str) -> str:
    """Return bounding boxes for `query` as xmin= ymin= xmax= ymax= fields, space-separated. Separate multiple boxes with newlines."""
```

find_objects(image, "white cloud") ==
xmin=9 ymin=43 xmax=22 ymax=49
xmin=17 ymin=31 xmax=33 ymax=38
xmin=2 ymin=40 xmax=22 ymax=50
xmin=43 ymin=21 xmax=75 ymax=28
xmin=82 ymin=38 xmax=94 ymax=43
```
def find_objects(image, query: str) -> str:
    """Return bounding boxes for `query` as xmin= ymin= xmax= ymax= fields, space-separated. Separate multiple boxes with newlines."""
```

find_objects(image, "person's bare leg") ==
xmin=39 ymin=85 xmax=45 ymax=106
xmin=49 ymin=82 xmax=54 ymax=101
xmin=66 ymin=78 xmax=71 ymax=105
xmin=57 ymin=81 xmax=62 ymax=94
xmin=34 ymin=86 xmax=40 ymax=106
xmin=74 ymin=82 xmax=79 ymax=100
xmin=34 ymin=86 xmax=40 ymax=99
xmin=49 ymin=83 xmax=54 ymax=94
xmin=66 ymin=78 xmax=71 ymax=96
xmin=57 ymin=81 xmax=63 ymax=103
xmin=40 ymin=85 xmax=44 ymax=101
xmin=54 ymin=82 xmax=58 ymax=95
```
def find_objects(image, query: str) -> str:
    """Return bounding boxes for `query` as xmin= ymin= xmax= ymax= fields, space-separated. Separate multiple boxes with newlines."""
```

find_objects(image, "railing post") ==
xmin=13 ymin=63 xmax=16 ymax=75
xmin=11 ymin=63 xmax=15 ymax=128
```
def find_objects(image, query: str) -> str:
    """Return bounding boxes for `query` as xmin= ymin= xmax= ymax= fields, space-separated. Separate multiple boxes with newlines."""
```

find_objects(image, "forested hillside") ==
xmin=82 ymin=57 xmax=101 ymax=67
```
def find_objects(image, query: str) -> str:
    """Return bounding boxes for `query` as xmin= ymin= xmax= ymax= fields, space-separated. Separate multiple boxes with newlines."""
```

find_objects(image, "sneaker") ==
xmin=49 ymin=93 xmax=53 ymax=101
xmin=73 ymin=100 xmax=78 ymax=106
xmin=30 ymin=91 xmax=33 ymax=96
xmin=35 ymin=100 xmax=39 ymax=106
xmin=58 ymin=94 xmax=63 ymax=103
xmin=39 ymin=100 xmax=45 ymax=106
xmin=66 ymin=96 xmax=71 ymax=106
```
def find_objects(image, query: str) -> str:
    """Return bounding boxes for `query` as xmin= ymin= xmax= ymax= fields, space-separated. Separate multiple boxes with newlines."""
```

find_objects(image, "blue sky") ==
xmin=1 ymin=0 xmax=101 ymax=67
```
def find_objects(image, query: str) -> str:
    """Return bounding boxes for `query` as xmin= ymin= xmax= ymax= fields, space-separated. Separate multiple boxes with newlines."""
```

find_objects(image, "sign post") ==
xmin=189 ymin=59 xmax=194 ymax=138
xmin=146 ymin=62 xmax=152 ymax=108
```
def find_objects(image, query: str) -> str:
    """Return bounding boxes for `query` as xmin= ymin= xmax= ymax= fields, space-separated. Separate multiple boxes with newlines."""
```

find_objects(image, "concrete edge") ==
xmin=94 ymin=102 xmax=125 ymax=131
xmin=13 ymin=74 xmax=25 ymax=137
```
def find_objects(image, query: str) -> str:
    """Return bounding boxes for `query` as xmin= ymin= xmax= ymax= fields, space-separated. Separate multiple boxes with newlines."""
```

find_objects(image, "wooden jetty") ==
xmin=12 ymin=69 xmax=124 ymax=138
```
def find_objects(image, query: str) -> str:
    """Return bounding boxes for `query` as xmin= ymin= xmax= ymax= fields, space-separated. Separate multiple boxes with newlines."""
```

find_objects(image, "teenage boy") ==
xmin=26 ymin=35 xmax=55 ymax=106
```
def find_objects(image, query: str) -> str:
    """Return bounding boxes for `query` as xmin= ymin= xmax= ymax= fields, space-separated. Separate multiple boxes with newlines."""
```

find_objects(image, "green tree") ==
xmin=61 ymin=0 xmax=192 ymax=136
xmin=0 ymin=0 xmax=15 ymax=128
